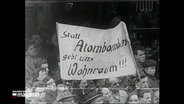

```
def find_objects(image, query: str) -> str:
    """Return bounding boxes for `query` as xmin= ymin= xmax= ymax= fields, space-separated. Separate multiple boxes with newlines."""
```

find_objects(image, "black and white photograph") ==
xmin=25 ymin=0 xmax=159 ymax=104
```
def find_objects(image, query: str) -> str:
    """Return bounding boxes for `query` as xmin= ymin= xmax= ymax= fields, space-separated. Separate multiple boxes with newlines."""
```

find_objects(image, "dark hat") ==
xmin=143 ymin=59 xmax=157 ymax=67
xmin=84 ymin=88 xmax=102 ymax=104
xmin=56 ymin=90 xmax=76 ymax=102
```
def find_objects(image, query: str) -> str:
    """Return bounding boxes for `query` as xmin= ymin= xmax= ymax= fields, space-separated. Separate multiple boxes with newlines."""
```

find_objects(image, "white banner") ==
xmin=56 ymin=21 xmax=137 ymax=80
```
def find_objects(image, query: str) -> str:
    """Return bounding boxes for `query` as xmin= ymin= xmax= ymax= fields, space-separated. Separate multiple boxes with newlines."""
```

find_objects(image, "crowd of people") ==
xmin=25 ymin=29 xmax=159 ymax=104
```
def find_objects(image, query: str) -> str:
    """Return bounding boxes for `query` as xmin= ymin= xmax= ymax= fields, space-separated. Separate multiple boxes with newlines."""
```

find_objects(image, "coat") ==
xmin=147 ymin=74 xmax=159 ymax=88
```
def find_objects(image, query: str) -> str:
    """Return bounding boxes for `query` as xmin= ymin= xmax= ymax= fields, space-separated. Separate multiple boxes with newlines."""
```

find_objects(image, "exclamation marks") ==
xmin=119 ymin=58 xmax=127 ymax=68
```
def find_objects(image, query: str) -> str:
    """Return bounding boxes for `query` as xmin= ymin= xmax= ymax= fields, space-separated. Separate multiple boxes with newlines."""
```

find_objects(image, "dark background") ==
xmin=2 ymin=0 xmax=160 ymax=103
xmin=26 ymin=1 xmax=159 ymax=48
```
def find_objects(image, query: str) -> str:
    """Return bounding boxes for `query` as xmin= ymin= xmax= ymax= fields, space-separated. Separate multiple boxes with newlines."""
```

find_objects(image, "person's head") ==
xmin=46 ymin=78 xmax=56 ymax=91
xmin=109 ymin=77 xmax=120 ymax=91
xmin=96 ymin=79 xmax=106 ymax=88
xmin=79 ymin=79 xmax=88 ymax=89
xmin=143 ymin=59 xmax=157 ymax=76
xmin=152 ymin=40 xmax=159 ymax=50
xmin=26 ymin=42 xmax=39 ymax=56
xmin=127 ymin=92 xmax=139 ymax=104
xmin=137 ymin=89 xmax=152 ymax=103
xmin=119 ymin=90 xmax=128 ymax=103
xmin=132 ymin=40 xmax=141 ymax=49
xmin=120 ymin=76 xmax=132 ymax=88
xmin=37 ymin=59 xmax=49 ymax=77
xmin=153 ymin=90 xmax=159 ymax=104
xmin=140 ymin=75 xmax=149 ymax=88
xmin=35 ymin=60 xmax=49 ymax=82
xmin=32 ymin=34 xmax=42 ymax=46
xmin=57 ymin=90 xmax=76 ymax=104
xmin=41 ymin=62 xmax=49 ymax=70
xmin=38 ymin=67 xmax=49 ymax=77
xmin=87 ymin=80 xmax=97 ymax=89
xmin=100 ymin=87 xmax=112 ymax=103
xmin=34 ymin=87 xmax=46 ymax=99
xmin=84 ymin=88 xmax=103 ymax=104
xmin=133 ymin=46 xmax=146 ymax=63
xmin=56 ymin=84 xmax=68 ymax=92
